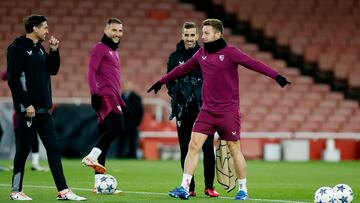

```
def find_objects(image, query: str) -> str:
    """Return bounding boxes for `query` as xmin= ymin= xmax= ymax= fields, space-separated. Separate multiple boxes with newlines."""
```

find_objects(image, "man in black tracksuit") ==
xmin=7 ymin=15 xmax=85 ymax=201
xmin=166 ymin=22 xmax=219 ymax=197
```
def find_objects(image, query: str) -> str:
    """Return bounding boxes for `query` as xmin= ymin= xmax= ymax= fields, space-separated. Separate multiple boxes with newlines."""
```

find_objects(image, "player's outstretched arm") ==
xmin=147 ymin=55 xmax=200 ymax=94
xmin=275 ymin=75 xmax=291 ymax=88
xmin=147 ymin=81 xmax=163 ymax=94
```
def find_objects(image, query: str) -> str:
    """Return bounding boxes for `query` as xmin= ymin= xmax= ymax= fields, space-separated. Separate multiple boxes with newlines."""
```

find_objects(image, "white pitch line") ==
xmin=0 ymin=183 xmax=311 ymax=203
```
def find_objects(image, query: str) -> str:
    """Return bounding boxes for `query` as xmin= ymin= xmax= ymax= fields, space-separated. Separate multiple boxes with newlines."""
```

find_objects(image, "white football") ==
xmin=333 ymin=184 xmax=353 ymax=203
xmin=314 ymin=186 xmax=335 ymax=203
xmin=95 ymin=174 xmax=117 ymax=194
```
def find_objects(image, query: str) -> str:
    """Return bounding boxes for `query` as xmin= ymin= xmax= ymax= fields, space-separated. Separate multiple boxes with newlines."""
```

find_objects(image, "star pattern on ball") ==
xmin=336 ymin=185 xmax=346 ymax=192
xmin=100 ymin=176 xmax=107 ymax=182
xmin=106 ymin=184 xmax=115 ymax=193
xmin=319 ymin=188 xmax=327 ymax=195
xmin=96 ymin=185 xmax=103 ymax=193
xmin=339 ymin=195 xmax=349 ymax=203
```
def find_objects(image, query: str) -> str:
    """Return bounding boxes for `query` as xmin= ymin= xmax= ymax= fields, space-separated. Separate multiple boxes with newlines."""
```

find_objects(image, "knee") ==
xmin=227 ymin=141 xmax=240 ymax=152
xmin=44 ymin=141 xmax=61 ymax=155
xmin=16 ymin=142 xmax=33 ymax=154
xmin=16 ymin=148 xmax=32 ymax=161
xmin=109 ymin=125 xmax=124 ymax=138
xmin=188 ymin=139 xmax=202 ymax=153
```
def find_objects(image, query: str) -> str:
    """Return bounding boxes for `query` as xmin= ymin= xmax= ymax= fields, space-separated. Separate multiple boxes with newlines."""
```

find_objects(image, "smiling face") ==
xmin=201 ymin=25 xmax=221 ymax=43
xmin=182 ymin=27 xmax=198 ymax=49
xmin=104 ymin=23 xmax=123 ymax=44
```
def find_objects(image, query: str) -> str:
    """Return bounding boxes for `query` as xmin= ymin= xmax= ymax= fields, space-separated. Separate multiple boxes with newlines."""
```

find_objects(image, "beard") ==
xmin=111 ymin=36 xmax=121 ymax=44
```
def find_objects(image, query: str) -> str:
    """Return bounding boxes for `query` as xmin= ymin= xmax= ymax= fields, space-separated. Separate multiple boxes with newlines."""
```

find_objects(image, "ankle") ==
xmin=59 ymin=188 xmax=70 ymax=194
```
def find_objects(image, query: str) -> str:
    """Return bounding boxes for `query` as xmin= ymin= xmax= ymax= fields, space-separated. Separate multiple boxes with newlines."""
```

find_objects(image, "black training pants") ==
xmin=12 ymin=112 xmax=67 ymax=192
xmin=95 ymin=111 xmax=124 ymax=174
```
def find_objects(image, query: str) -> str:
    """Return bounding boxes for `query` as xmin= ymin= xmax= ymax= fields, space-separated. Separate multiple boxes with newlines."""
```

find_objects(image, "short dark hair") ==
xmin=107 ymin=18 xmax=122 ymax=25
xmin=24 ymin=15 xmax=47 ymax=33
xmin=202 ymin=19 xmax=224 ymax=35
xmin=182 ymin=22 xmax=196 ymax=30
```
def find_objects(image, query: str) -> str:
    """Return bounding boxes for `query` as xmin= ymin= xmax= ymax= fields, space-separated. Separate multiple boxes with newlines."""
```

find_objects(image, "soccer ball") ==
xmin=314 ymin=187 xmax=335 ymax=203
xmin=95 ymin=174 xmax=117 ymax=194
xmin=333 ymin=184 xmax=353 ymax=203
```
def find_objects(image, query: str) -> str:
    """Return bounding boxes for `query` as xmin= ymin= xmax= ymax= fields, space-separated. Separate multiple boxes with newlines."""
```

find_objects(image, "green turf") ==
xmin=0 ymin=159 xmax=359 ymax=202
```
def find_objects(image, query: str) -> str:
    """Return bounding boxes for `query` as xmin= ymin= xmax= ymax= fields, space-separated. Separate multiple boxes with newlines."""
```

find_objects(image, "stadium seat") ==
xmin=0 ymin=0 xmax=359 ymax=135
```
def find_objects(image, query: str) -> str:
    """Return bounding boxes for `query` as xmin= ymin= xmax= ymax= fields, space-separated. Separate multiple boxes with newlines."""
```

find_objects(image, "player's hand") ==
xmin=275 ymin=75 xmax=290 ymax=88
xmin=49 ymin=36 xmax=59 ymax=51
xmin=121 ymin=105 xmax=132 ymax=117
xmin=25 ymin=105 xmax=35 ymax=118
xmin=91 ymin=94 xmax=103 ymax=111
xmin=147 ymin=81 xmax=162 ymax=94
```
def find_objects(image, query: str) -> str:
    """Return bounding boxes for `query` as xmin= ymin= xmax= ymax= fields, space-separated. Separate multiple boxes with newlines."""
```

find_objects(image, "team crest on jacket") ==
xmin=26 ymin=50 xmax=33 ymax=56
xmin=179 ymin=61 xmax=184 ymax=64
xmin=201 ymin=56 xmax=207 ymax=60
xmin=219 ymin=55 xmax=224 ymax=61
xmin=26 ymin=120 xmax=32 ymax=128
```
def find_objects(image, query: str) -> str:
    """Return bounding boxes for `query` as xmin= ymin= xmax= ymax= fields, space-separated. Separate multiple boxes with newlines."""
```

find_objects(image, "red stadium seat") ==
xmin=0 ymin=0 xmax=359 ymax=134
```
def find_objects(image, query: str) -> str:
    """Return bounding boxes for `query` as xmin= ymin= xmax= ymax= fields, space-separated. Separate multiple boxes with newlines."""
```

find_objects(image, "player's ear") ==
xmin=104 ymin=24 xmax=109 ymax=35
xmin=215 ymin=31 xmax=221 ymax=40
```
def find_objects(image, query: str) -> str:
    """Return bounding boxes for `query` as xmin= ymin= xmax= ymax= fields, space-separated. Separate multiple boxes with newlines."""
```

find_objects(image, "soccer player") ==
xmin=7 ymin=14 xmax=86 ymax=201
xmin=82 ymin=18 xmax=126 ymax=193
xmin=148 ymin=19 xmax=290 ymax=200
xmin=165 ymin=22 xmax=218 ymax=197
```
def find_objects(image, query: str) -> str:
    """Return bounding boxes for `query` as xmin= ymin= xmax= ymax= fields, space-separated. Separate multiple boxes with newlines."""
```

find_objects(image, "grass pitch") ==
xmin=0 ymin=159 xmax=359 ymax=202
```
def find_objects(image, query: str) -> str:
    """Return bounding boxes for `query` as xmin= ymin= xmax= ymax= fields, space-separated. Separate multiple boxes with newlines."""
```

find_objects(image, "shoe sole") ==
xmin=205 ymin=193 xmax=219 ymax=197
xmin=82 ymin=160 xmax=106 ymax=174
xmin=169 ymin=193 xmax=178 ymax=198
xmin=9 ymin=197 xmax=32 ymax=200
xmin=9 ymin=195 xmax=32 ymax=200
xmin=57 ymin=197 xmax=86 ymax=201
xmin=169 ymin=193 xmax=189 ymax=200
xmin=235 ymin=196 xmax=249 ymax=200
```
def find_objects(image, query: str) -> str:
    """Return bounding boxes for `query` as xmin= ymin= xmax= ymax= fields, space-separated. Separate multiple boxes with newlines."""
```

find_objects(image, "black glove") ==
xmin=91 ymin=94 xmax=103 ymax=111
xmin=121 ymin=105 xmax=131 ymax=117
xmin=147 ymin=81 xmax=162 ymax=94
xmin=275 ymin=75 xmax=291 ymax=88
